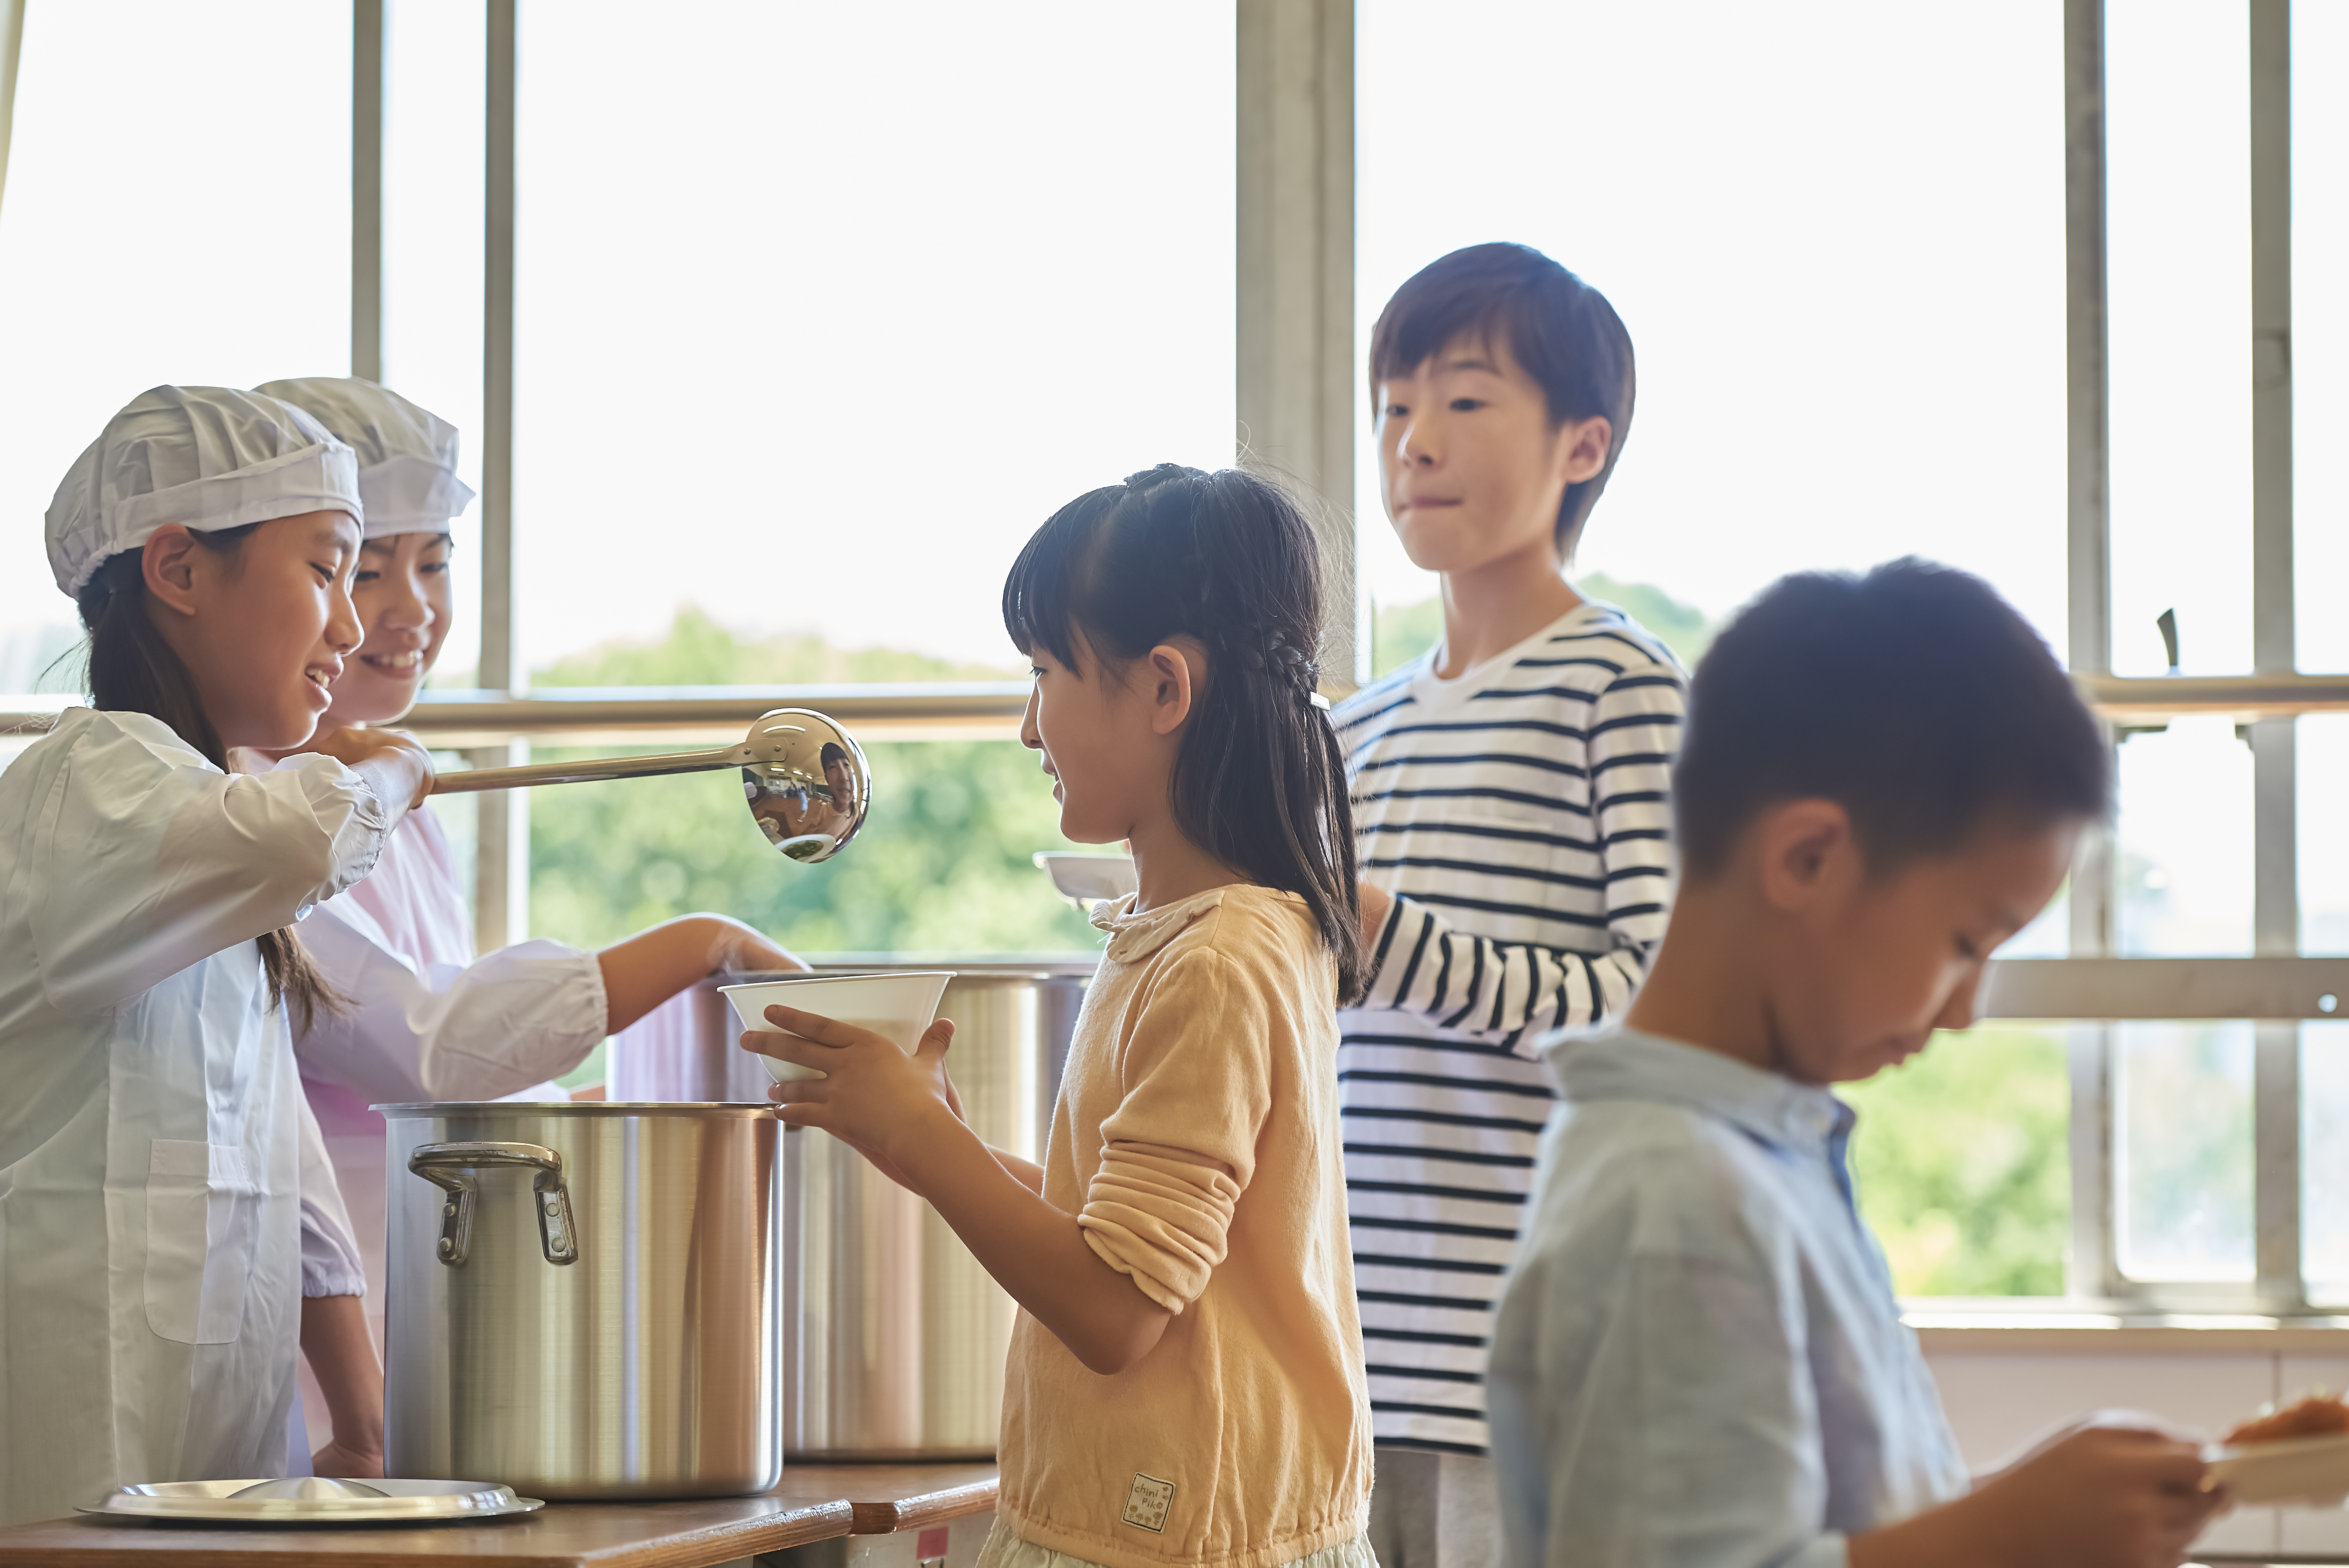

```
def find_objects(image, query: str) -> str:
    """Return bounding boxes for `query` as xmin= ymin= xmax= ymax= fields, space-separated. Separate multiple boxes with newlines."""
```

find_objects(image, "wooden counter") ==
xmin=0 ymin=1463 xmax=998 ymax=1568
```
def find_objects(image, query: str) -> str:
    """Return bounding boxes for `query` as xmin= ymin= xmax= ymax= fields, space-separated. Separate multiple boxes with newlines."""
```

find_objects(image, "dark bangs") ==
xmin=1370 ymin=270 xmax=1535 ymax=391
xmin=1000 ymin=483 xmax=1124 ymax=673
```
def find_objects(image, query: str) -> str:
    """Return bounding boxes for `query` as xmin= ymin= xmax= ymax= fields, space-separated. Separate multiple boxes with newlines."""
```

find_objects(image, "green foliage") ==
xmin=534 ymin=606 xmax=1020 ymax=688
xmin=1368 ymin=574 xmax=1715 ymax=679
xmin=1370 ymin=597 xmax=1446 ymax=679
xmin=524 ymin=608 xmax=1097 ymax=955
xmin=1577 ymin=573 xmax=1716 ymax=668
xmin=527 ymin=606 xmax=2072 ymax=1302
xmin=1842 ymin=1026 xmax=2071 ymax=1297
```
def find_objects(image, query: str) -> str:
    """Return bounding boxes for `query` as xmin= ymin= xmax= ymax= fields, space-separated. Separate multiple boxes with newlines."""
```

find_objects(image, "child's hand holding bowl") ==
xmin=744 ymin=1004 xmax=965 ymax=1194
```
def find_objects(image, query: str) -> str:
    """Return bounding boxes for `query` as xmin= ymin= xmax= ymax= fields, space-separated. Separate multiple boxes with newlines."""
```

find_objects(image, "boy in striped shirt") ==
xmin=1334 ymin=243 xmax=1686 ymax=1566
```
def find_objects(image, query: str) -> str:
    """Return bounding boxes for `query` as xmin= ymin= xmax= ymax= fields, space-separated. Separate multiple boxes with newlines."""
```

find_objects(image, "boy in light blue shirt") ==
xmin=1489 ymin=560 xmax=2226 ymax=1568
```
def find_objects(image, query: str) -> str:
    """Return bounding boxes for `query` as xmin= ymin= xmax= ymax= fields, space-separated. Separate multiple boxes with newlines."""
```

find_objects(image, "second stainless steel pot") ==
xmin=610 ymin=959 xmax=1090 ymax=1457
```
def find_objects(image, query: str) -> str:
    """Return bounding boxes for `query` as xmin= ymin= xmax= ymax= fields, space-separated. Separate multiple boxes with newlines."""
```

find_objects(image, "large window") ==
xmin=1356 ymin=0 xmax=2069 ymax=661
xmin=1356 ymin=0 xmax=2078 ymax=1294
xmin=6 ymin=3 xmax=2344 ymax=1313
xmin=1357 ymin=0 xmax=2349 ymax=1310
xmin=0 ymin=2 xmax=1235 ymax=956
xmin=0 ymin=0 xmax=351 ymax=702
xmin=508 ymin=2 xmax=1235 ymax=680
xmin=499 ymin=2 xmax=1235 ymax=957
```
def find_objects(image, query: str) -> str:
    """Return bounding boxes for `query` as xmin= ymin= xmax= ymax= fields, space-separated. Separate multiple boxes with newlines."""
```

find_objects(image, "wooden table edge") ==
xmin=847 ymin=1478 xmax=999 ymax=1535
xmin=579 ymin=1498 xmax=858 ymax=1567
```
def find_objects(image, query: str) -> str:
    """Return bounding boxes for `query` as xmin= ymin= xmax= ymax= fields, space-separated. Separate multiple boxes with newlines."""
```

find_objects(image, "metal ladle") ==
xmin=427 ymin=707 xmax=871 ymax=863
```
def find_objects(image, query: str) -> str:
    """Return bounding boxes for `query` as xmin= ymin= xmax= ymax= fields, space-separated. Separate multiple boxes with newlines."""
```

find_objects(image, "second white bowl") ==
xmin=720 ymin=971 xmax=955 ymax=1083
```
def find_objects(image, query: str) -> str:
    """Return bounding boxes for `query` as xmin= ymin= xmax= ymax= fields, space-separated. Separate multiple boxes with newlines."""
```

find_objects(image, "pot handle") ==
xmin=408 ymin=1141 xmax=580 ymax=1268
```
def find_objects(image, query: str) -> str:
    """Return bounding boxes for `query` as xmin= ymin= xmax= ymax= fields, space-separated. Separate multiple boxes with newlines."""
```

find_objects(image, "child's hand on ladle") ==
xmin=307 ymin=725 xmax=435 ymax=812
xmin=754 ymin=1005 xmax=965 ymax=1194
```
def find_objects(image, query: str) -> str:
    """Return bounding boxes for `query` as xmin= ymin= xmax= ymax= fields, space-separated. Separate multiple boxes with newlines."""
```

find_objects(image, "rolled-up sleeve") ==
xmin=1075 ymin=951 xmax=1271 ymax=1313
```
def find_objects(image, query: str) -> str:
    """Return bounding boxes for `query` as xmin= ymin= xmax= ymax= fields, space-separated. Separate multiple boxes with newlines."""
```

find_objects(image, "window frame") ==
xmin=2053 ymin=0 xmax=2324 ymax=1315
xmin=4 ymin=0 xmax=2334 ymax=1317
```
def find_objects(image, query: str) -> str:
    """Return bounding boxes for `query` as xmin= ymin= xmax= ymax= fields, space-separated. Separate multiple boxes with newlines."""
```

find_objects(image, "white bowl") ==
xmin=720 ymin=971 xmax=954 ymax=1083
xmin=1033 ymin=851 xmax=1137 ymax=909
xmin=2206 ymin=1430 xmax=2349 ymax=1506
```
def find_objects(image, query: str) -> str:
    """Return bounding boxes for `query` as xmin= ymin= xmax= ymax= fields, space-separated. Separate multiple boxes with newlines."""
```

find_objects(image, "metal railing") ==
xmin=0 ymin=684 xmax=1036 ymax=747
xmin=15 ymin=670 xmax=2347 ymax=748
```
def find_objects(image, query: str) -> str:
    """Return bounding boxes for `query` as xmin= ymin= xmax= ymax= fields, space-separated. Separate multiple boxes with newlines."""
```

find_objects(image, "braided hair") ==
xmin=1002 ymin=464 xmax=1364 ymax=1003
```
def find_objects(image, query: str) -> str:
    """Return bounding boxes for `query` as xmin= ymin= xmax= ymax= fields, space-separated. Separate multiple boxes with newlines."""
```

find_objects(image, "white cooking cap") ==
xmin=46 ymin=385 xmax=362 ymax=599
xmin=255 ymin=376 xmax=476 ymax=538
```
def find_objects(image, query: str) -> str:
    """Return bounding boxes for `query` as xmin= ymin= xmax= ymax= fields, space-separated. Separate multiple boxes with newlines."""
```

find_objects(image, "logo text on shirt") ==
xmin=1122 ymin=1473 xmax=1174 ymax=1532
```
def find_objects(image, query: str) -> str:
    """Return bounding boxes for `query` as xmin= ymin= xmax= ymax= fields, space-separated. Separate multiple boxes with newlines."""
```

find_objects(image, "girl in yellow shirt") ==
xmin=750 ymin=465 xmax=1374 ymax=1568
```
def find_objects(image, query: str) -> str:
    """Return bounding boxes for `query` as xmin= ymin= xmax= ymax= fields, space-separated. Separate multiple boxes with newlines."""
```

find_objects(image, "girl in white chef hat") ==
xmin=0 ymin=386 xmax=435 ymax=1525
xmin=250 ymin=377 xmax=807 ymax=1417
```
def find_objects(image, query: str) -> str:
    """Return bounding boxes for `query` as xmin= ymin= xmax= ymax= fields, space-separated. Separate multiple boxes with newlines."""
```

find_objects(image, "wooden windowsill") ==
xmin=1908 ymin=1311 xmax=2349 ymax=1354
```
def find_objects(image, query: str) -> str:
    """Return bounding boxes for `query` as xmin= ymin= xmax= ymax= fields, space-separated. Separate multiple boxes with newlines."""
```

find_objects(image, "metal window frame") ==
xmin=472 ymin=0 xmax=523 ymax=955
xmin=349 ymin=0 xmax=523 ymax=954
xmin=17 ymin=673 xmax=2349 ymax=752
xmin=352 ymin=0 xmax=383 ymax=385
xmin=2060 ymin=0 xmax=2311 ymax=1315
xmin=329 ymin=0 xmax=2328 ymax=1313
xmin=2247 ymin=0 xmax=2299 ymax=1314
xmin=1236 ymin=0 xmax=1361 ymax=692
xmin=2063 ymin=0 xmax=2119 ymax=1304
xmin=438 ymin=0 xmax=1362 ymax=949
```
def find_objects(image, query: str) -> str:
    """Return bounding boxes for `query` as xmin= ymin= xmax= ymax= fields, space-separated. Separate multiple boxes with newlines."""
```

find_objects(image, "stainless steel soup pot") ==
xmin=610 ymin=960 xmax=1091 ymax=1457
xmin=378 ymin=1102 xmax=780 ymax=1499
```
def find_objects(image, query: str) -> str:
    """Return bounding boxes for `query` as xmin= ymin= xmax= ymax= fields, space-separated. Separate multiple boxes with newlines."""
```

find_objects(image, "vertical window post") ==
xmin=352 ymin=0 xmax=383 ymax=384
xmin=1236 ymin=0 xmax=1360 ymax=692
xmin=2063 ymin=0 xmax=2118 ymax=1303
xmin=2248 ymin=0 xmax=2301 ymax=1312
xmin=474 ymin=0 xmax=525 ymax=954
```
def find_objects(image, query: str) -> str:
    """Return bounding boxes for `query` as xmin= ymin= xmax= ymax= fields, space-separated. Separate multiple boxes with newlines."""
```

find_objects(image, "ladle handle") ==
xmin=429 ymin=744 xmax=745 ymax=794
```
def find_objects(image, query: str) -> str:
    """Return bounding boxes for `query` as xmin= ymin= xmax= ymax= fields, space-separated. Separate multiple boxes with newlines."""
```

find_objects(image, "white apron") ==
xmin=0 ymin=709 xmax=390 ymax=1525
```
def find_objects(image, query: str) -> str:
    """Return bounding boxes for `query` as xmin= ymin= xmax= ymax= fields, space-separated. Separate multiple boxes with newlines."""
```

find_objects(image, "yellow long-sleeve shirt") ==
xmin=995 ymin=884 xmax=1372 ymax=1568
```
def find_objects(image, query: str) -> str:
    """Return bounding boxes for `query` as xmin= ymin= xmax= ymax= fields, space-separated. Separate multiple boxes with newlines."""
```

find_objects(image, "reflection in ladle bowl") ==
xmin=740 ymin=716 xmax=870 ymax=864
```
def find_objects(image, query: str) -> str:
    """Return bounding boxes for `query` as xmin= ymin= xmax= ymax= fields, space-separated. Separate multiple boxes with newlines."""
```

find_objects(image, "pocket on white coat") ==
xmin=144 ymin=1139 xmax=260 ymax=1345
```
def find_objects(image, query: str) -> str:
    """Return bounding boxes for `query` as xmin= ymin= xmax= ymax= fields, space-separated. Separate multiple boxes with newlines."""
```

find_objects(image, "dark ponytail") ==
xmin=1003 ymin=464 xmax=1365 ymax=1004
xmin=76 ymin=537 xmax=347 ymax=1032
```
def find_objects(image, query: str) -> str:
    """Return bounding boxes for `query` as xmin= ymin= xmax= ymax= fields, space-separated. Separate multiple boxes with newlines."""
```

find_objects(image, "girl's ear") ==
xmin=141 ymin=527 xmax=204 ymax=619
xmin=1144 ymin=642 xmax=1201 ymax=737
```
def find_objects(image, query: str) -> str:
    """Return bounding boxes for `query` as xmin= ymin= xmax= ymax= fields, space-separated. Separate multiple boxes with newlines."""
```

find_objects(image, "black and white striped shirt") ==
xmin=1334 ymin=599 xmax=1687 ymax=1455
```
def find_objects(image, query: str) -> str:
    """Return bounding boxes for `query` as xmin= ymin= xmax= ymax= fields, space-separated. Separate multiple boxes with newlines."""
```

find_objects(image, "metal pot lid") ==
xmin=78 ymin=1478 xmax=544 ymax=1525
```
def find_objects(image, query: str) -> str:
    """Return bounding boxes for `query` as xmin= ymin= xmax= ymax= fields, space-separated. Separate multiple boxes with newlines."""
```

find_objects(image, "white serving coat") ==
xmin=0 ymin=709 xmax=392 ymax=1526
xmin=290 ymin=802 xmax=606 ymax=1372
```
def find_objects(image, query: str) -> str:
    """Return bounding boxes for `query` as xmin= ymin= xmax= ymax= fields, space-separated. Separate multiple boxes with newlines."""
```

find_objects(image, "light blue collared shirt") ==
xmin=1487 ymin=1029 xmax=1970 ymax=1568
